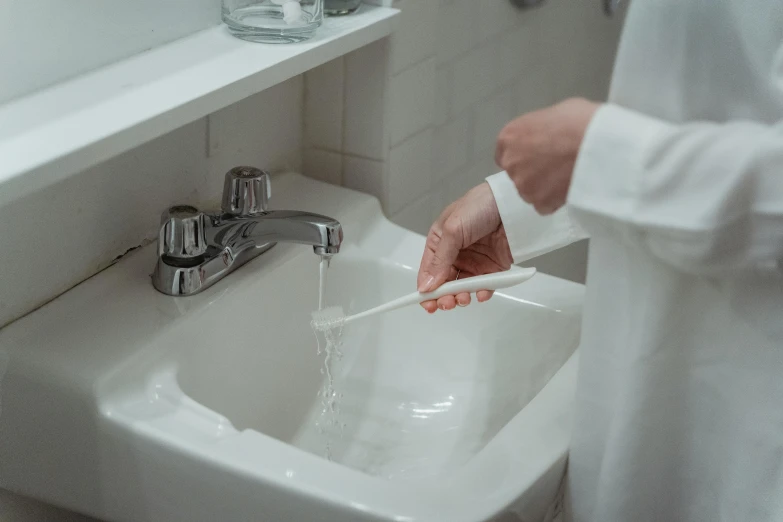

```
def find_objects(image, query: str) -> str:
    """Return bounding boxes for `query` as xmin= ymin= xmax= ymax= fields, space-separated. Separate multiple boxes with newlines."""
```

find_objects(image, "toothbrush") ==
xmin=271 ymin=0 xmax=304 ymax=24
xmin=311 ymin=267 xmax=536 ymax=329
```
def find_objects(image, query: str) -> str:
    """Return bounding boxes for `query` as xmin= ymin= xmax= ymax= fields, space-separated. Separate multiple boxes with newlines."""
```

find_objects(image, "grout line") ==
xmin=389 ymin=53 xmax=437 ymax=79
xmin=338 ymin=56 xmax=347 ymax=185
xmin=308 ymin=145 xmax=344 ymax=156
xmin=390 ymin=189 xmax=433 ymax=218
xmin=300 ymin=69 xmax=309 ymax=163
xmin=340 ymin=151 xmax=386 ymax=163
xmin=388 ymin=125 xmax=433 ymax=152
xmin=437 ymin=26 xmax=512 ymax=73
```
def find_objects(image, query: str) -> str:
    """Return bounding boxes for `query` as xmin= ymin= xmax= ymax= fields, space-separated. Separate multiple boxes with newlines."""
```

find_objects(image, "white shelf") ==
xmin=0 ymin=6 xmax=398 ymax=206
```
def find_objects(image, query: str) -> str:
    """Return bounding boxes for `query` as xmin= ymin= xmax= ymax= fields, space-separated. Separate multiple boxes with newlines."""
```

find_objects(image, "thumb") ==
xmin=418 ymin=216 xmax=463 ymax=293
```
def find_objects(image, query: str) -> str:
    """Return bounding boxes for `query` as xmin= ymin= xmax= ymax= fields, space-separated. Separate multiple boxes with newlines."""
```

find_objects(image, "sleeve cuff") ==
xmin=486 ymin=171 xmax=586 ymax=264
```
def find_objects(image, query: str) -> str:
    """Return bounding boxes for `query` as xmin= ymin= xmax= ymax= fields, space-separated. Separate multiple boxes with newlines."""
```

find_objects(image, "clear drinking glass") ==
xmin=222 ymin=0 xmax=324 ymax=43
xmin=324 ymin=0 xmax=362 ymax=15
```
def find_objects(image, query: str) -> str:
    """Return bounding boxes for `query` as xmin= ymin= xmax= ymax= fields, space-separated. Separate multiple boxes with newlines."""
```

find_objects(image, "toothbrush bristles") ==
xmin=311 ymin=305 xmax=347 ymax=332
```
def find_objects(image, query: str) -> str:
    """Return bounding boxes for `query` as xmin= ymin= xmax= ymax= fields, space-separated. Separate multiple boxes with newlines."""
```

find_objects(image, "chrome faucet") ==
xmin=152 ymin=167 xmax=343 ymax=296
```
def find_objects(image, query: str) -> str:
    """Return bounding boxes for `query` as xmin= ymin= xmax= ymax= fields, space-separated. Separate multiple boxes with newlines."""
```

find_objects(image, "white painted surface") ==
xmin=0 ymin=6 xmax=398 ymax=208
xmin=0 ymin=0 xmax=219 ymax=105
xmin=0 ymin=174 xmax=583 ymax=522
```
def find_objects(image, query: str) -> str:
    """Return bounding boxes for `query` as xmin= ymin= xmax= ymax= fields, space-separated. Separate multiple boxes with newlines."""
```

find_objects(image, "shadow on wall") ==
xmin=521 ymin=240 xmax=590 ymax=284
xmin=0 ymin=489 xmax=98 ymax=521
xmin=0 ymin=365 xmax=103 ymax=521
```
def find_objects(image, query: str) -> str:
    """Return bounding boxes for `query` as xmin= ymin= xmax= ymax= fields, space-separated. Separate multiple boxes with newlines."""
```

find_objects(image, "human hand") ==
xmin=495 ymin=98 xmax=599 ymax=215
xmin=417 ymin=183 xmax=513 ymax=313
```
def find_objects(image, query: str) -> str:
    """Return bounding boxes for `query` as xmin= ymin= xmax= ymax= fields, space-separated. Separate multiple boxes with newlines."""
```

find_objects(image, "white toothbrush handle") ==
xmin=421 ymin=267 xmax=536 ymax=298
xmin=346 ymin=267 xmax=536 ymax=323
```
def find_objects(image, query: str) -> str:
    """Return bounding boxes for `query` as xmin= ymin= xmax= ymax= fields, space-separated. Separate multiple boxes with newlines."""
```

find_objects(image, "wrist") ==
xmin=560 ymin=98 xmax=601 ymax=156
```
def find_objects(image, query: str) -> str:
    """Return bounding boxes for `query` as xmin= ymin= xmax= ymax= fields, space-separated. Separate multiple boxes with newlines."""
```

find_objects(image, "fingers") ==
xmin=417 ymin=184 xmax=503 ymax=294
xmin=455 ymin=292 xmax=471 ymax=307
xmin=419 ymin=267 xmax=460 ymax=312
xmin=436 ymin=295 xmax=457 ymax=311
xmin=420 ymin=299 xmax=438 ymax=314
xmin=476 ymin=290 xmax=494 ymax=302
xmin=418 ymin=216 xmax=464 ymax=293
xmin=417 ymin=200 xmax=463 ymax=292
xmin=419 ymin=291 xmax=485 ymax=314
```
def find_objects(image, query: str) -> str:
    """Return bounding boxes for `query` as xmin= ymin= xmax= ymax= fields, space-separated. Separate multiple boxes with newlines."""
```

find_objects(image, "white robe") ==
xmin=486 ymin=1 xmax=783 ymax=520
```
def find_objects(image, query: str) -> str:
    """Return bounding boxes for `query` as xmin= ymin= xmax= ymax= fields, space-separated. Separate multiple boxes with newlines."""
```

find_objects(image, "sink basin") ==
xmin=0 ymin=174 xmax=583 ymax=522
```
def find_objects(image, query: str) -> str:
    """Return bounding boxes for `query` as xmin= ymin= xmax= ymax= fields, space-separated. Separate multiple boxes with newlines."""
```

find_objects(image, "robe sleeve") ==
xmin=567 ymin=100 xmax=783 ymax=275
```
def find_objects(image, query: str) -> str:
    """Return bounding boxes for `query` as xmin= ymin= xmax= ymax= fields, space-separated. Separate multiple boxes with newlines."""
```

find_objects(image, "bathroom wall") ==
xmin=0 ymin=77 xmax=304 ymax=331
xmin=0 ymin=0 xmax=625 ymax=328
xmin=0 ymin=0 xmax=219 ymax=105
xmin=303 ymin=0 xmax=625 ymax=282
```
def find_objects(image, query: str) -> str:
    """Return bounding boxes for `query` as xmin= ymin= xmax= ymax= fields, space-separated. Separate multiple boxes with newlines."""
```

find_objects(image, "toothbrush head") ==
xmin=310 ymin=306 xmax=347 ymax=332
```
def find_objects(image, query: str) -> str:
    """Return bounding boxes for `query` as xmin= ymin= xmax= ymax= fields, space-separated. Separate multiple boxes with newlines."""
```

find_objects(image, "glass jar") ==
xmin=324 ymin=0 xmax=362 ymax=15
xmin=222 ymin=0 xmax=324 ymax=43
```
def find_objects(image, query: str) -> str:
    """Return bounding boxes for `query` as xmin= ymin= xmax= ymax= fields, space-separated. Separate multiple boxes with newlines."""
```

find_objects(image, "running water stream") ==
xmin=318 ymin=255 xmax=329 ymax=311
xmin=312 ymin=255 xmax=344 ymax=460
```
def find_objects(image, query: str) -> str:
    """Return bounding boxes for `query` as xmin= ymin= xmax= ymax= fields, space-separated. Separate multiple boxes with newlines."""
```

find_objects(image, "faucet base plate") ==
xmin=152 ymin=242 xmax=276 ymax=296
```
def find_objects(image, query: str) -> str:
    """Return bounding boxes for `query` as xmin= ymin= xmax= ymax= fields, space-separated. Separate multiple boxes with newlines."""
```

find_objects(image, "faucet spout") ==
xmin=211 ymin=211 xmax=343 ymax=256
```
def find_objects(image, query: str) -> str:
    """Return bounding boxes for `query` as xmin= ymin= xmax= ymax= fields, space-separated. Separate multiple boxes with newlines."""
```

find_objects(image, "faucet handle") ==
xmin=221 ymin=166 xmax=272 ymax=216
xmin=159 ymin=205 xmax=207 ymax=259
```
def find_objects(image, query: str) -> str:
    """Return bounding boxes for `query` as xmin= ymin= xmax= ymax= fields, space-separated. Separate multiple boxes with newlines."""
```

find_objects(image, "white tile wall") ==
xmin=433 ymin=64 xmax=453 ymax=126
xmin=451 ymin=43 xmax=503 ymax=115
xmin=342 ymin=154 xmax=387 ymax=200
xmin=388 ymin=0 xmax=438 ymax=74
xmin=473 ymin=89 xmax=516 ymax=157
xmin=342 ymin=39 xmax=391 ymax=160
xmin=436 ymin=0 xmax=478 ymax=63
xmin=498 ymin=21 xmax=543 ymax=88
xmin=304 ymin=57 xmax=345 ymax=152
xmin=304 ymin=147 xmax=343 ymax=185
xmin=474 ymin=0 xmax=525 ymax=44
xmin=303 ymin=0 xmax=626 ymax=283
xmin=390 ymin=193 xmax=434 ymax=236
xmin=389 ymin=57 xmax=436 ymax=146
xmin=388 ymin=128 xmax=433 ymax=214
xmin=432 ymin=111 xmax=472 ymax=183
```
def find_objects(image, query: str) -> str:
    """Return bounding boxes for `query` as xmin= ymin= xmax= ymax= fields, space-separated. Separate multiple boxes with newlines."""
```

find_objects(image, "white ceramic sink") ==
xmin=0 ymin=174 xmax=583 ymax=522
